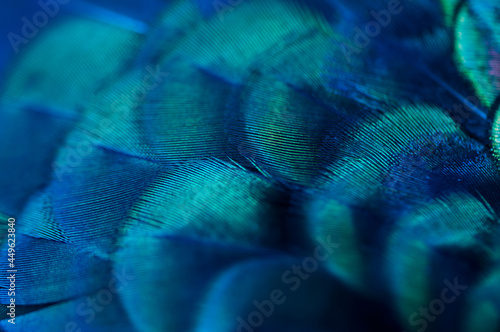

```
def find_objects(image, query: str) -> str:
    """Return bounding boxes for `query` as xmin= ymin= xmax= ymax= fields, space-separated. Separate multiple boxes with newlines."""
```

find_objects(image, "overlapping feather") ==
xmin=1 ymin=0 xmax=500 ymax=331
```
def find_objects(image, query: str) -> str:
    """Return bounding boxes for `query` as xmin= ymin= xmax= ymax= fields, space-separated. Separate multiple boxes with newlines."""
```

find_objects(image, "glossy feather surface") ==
xmin=1 ymin=0 xmax=500 ymax=331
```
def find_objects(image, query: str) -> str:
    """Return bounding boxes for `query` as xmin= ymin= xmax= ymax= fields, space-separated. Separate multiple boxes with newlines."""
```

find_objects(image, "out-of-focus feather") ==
xmin=136 ymin=0 xmax=203 ymax=65
xmin=0 ymin=106 xmax=74 ymax=215
xmin=194 ymin=257 xmax=358 ymax=332
xmin=293 ymin=193 xmax=369 ymax=293
xmin=1 ymin=17 xmax=141 ymax=115
xmin=65 ymin=0 xmax=149 ymax=34
xmin=462 ymin=264 xmax=500 ymax=332
xmin=385 ymin=192 xmax=498 ymax=332
xmin=453 ymin=1 xmax=500 ymax=110
xmin=114 ymin=233 xmax=278 ymax=332
xmin=399 ymin=27 xmax=451 ymax=60
xmin=440 ymin=0 xmax=463 ymax=26
xmin=1 ymin=288 xmax=137 ymax=332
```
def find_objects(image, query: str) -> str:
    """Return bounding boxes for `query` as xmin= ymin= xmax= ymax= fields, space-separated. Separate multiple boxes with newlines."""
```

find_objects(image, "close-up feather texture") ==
xmin=1 ymin=0 xmax=500 ymax=331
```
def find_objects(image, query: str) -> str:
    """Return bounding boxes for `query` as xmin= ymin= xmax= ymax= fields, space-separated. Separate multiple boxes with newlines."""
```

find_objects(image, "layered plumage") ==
xmin=1 ymin=0 xmax=500 ymax=331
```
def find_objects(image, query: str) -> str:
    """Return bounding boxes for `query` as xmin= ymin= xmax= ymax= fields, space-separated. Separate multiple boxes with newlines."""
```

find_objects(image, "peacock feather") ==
xmin=1 ymin=0 xmax=500 ymax=331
